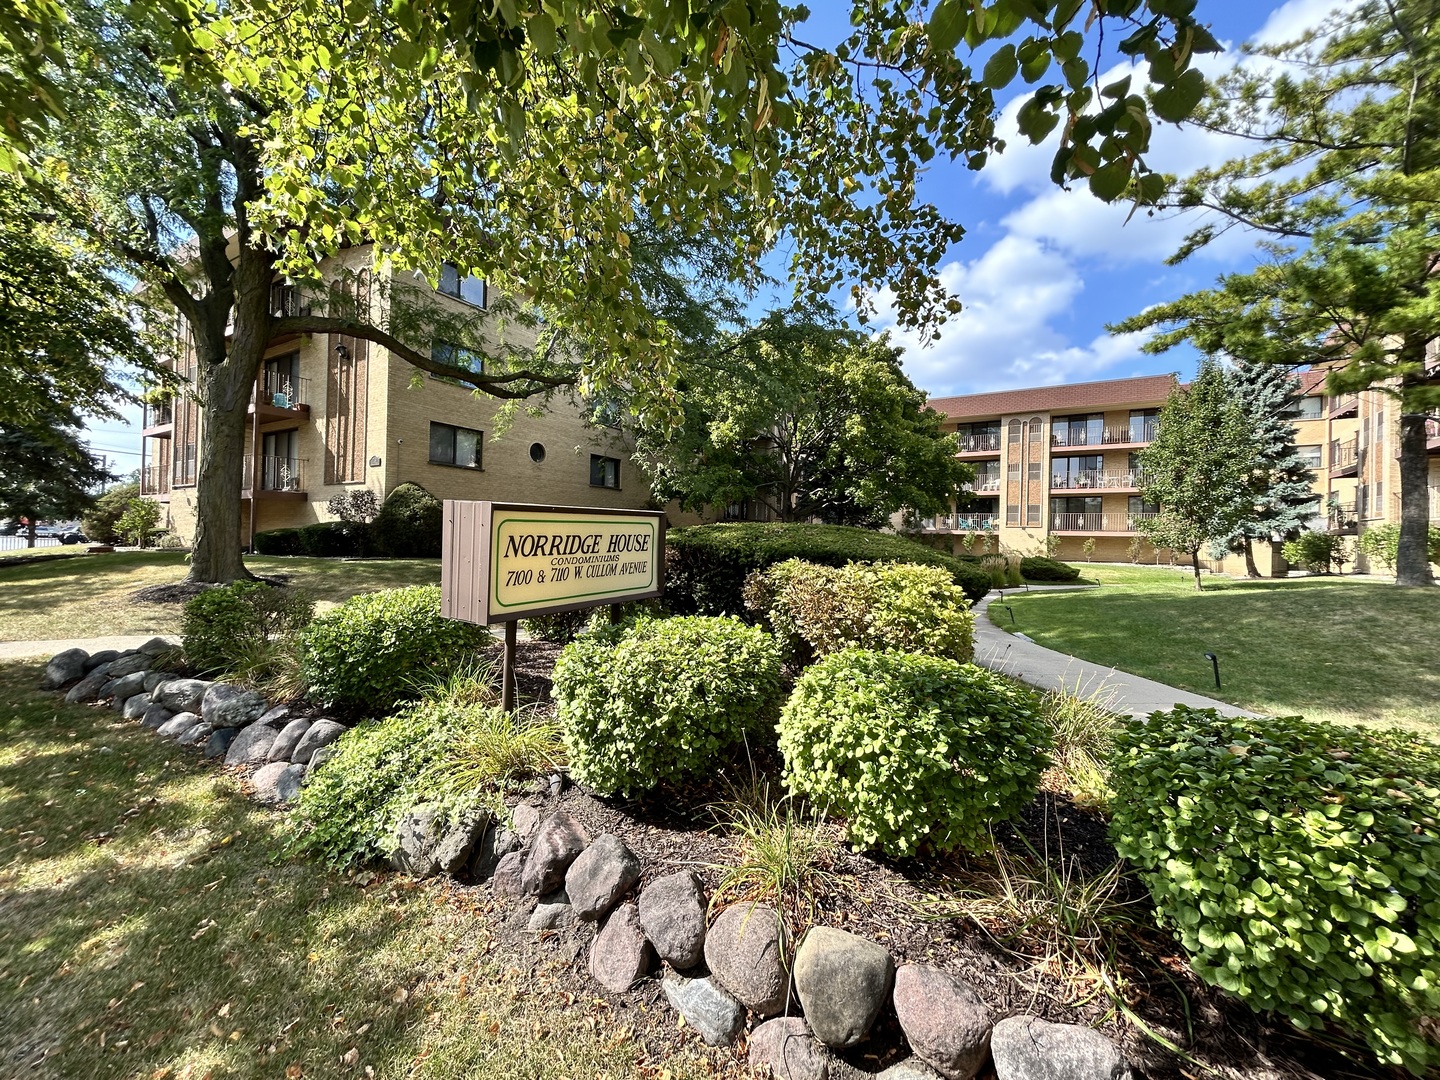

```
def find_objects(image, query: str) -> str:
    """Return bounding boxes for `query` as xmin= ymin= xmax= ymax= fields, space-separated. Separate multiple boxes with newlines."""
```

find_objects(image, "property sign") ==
xmin=441 ymin=501 xmax=666 ymax=625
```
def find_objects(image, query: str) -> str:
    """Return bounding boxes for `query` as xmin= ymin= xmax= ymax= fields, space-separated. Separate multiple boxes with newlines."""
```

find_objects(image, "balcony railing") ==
xmin=143 ymin=399 xmax=174 ymax=429
xmin=242 ymin=456 xmax=307 ymax=493
xmin=958 ymin=432 xmax=1001 ymax=453
xmin=921 ymin=514 xmax=1000 ymax=532
xmin=1050 ymin=511 xmax=1157 ymax=533
xmin=1330 ymin=437 xmax=1359 ymax=472
xmin=260 ymin=371 xmax=311 ymax=409
xmin=1051 ymin=422 xmax=1157 ymax=448
xmin=961 ymin=476 xmax=1002 ymax=493
xmin=1328 ymin=502 xmax=1358 ymax=533
xmin=270 ymin=282 xmax=311 ymax=318
xmin=140 ymin=464 xmax=170 ymax=496
xmin=1050 ymin=470 xmax=1147 ymax=491
xmin=1328 ymin=393 xmax=1359 ymax=417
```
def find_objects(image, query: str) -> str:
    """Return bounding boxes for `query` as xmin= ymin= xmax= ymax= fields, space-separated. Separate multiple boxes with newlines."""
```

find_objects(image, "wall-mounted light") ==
xmin=335 ymin=342 xmax=351 ymax=361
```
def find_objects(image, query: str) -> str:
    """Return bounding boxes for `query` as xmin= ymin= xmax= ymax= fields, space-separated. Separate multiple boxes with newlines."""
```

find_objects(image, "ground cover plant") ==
xmin=993 ymin=564 xmax=1440 ymax=735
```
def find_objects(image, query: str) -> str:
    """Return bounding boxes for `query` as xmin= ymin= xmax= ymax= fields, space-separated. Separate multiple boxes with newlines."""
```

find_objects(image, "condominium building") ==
xmin=140 ymin=247 xmax=649 ymax=546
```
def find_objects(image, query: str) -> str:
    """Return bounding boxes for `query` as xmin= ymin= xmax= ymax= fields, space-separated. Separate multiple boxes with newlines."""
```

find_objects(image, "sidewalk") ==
xmin=0 ymin=635 xmax=178 ymax=660
xmin=972 ymin=588 xmax=1251 ymax=718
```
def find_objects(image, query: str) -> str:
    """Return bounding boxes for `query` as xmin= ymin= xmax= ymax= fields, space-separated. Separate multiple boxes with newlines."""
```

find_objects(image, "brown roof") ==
xmin=1296 ymin=368 xmax=1329 ymax=394
xmin=928 ymin=373 xmax=1180 ymax=419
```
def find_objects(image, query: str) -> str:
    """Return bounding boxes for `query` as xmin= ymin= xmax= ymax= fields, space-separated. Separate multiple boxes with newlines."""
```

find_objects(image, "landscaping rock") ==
xmin=990 ymin=1016 xmax=1133 ymax=1080
xmin=152 ymin=678 xmax=210 ymax=713
xmin=565 ymin=833 xmax=641 ymax=921
xmin=276 ymin=763 xmax=306 ymax=803
xmin=143 ymin=671 xmax=172 ymax=693
xmin=388 ymin=804 xmax=445 ymax=878
xmin=121 ymin=692 xmax=152 ymax=720
xmin=84 ymin=649 xmax=119 ymax=671
xmin=878 ymin=1059 xmax=946 ymax=1080
xmin=512 ymin=802 xmax=542 ymax=840
xmin=661 ymin=973 xmax=744 ymax=1047
xmin=266 ymin=718 xmax=312 ymax=763
xmin=256 ymin=703 xmax=293 ymax=727
xmin=794 ymin=926 xmax=894 ymax=1048
xmin=141 ymin=703 xmax=173 ymax=730
xmin=589 ymin=903 xmax=653 ymax=993
xmin=251 ymin=761 xmax=290 ymax=804
xmin=204 ymin=727 xmax=239 ymax=759
xmin=704 ymin=903 xmax=790 ymax=1018
xmin=176 ymin=721 xmax=214 ymax=747
xmin=105 ymin=671 xmax=148 ymax=707
xmin=528 ymin=888 xmax=577 ymax=932
xmin=290 ymin=718 xmax=346 ymax=766
xmin=137 ymin=636 xmax=175 ymax=656
xmin=471 ymin=824 xmax=520 ymax=882
xmin=638 ymin=871 xmax=707 ymax=970
xmin=224 ymin=722 xmax=280 ymax=766
xmin=308 ymin=745 xmax=337 ymax=772
xmin=435 ymin=809 xmax=494 ymax=876
xmin=106 ymin=651 xmax=153 ymax=678
xmin=520 ymin=811 xmax=589 ymax=896
xmin=748 ymin=1017 xmax=832 ymax=1080
xmin=157 ymin=712 xmax=203 ymax=740
xmin=893 ymin=965 xmax=992 ymax=1080
xmin=64 ymin=669 xmax=111 ymax=704
xmin=201 ymin=683 xmax=269 ymax=729
xmin=41 ymin=648 xmax=89 ymax=689
xmin=492 ymin=850 xmax=526 ymax=900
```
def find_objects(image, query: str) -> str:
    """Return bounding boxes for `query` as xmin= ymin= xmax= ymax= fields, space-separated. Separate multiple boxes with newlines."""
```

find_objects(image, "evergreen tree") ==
xmin=1223 ymin=362 xmax=1318 ymax=576
xmin=0 ymin=405 xmax=114 ymax=546
xmin=1137 ymin=359 xmax=1260 ymax=591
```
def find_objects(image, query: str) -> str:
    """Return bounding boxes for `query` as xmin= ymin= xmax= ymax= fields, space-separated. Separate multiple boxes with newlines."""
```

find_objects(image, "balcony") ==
xmin=142 ymin=398 xmax=174 ymax=436
xmin=1328 ymin=502 xmax=1358 ymax=534
xmin=1328 ymin=393 xmax=1359 ymax=418
xmin=140 ymin=464 xmax=170 ymax=498
xmin=1329 ymin=437 xmax=1359 ymax=476
xmin=1051 ymin=422 xmax=1157 ymax=450
xmin=958 ymin=432 xmax=1001 ymax=454
xmin=1050 ymin=512 xmax=1156 ymax=534
xmin=242 ymin=456 xmax=308 ymax=498
xmin=252 ymin=371 xmax=312 ymax=421
xmin=1049 ymin=470 xmax=1147 ymax=492
xmin=961 ymin=476 xmax=1002 ymax=494
xmin=920 ymin=514 xmax=1000 ymax=532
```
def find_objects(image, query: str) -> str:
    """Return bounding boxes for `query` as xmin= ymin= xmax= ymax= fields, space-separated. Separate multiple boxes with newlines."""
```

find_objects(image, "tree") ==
xmin=1136 ymin=360 xmax=1259 ymax=590
xmin=82 ymin=480 xmax=140 ymax=543
xmin=1114 ymin=0 xmax=1440 ymax=586
xmin=0 ymin=407 xmax=113 ymax=547
xmin=640 ymin=318 xmax=971 ymax=525
xmin=1222 ymin=361 xmax=1317 ymax=576
xmin=115 ymin=496 xmax=161 ymax=547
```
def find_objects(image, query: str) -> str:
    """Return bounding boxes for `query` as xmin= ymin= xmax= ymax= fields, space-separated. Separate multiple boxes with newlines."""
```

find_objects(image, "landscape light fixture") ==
xmin=1002 ymin=605 xmax=1016 ymax=625
xmin=1204 ymin=651 xmax=1221 ymax=689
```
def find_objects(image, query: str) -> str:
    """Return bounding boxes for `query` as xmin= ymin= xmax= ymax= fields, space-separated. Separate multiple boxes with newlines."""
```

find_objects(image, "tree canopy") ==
xmin=0 ymin=403 xmax=112 ymax=539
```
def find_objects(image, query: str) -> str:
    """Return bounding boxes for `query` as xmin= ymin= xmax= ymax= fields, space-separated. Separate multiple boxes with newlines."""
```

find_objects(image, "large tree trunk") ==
xmin=1191 ymin=545 xmax=1204 ymax=590
xmin=1396 ymin=407 xmax=1436 ymax=587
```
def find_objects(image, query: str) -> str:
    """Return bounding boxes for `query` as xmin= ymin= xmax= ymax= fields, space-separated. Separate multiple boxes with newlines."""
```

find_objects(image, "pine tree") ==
xmin=1223 ymin=362 xmax=1318 ymax=576
xmin=0 ymin=404 xmax=114 ymax=546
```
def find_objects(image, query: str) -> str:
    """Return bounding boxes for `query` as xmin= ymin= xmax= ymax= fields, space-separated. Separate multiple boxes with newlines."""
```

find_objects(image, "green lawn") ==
xmin=0 ymin=661 xmax=724 ymax=1079
xmin=996 ymin=565 xmax=1440 ymax=736
xmin=0 ymin=552 xmax=440 ymax=641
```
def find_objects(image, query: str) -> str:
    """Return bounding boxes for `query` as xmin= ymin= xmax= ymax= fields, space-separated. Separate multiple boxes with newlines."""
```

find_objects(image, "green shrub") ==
xmin=116 ymin=497 xmax=161 ymax=547
xmin=81 ymin=481 xmax=140 ymax=544
xmin=553 ymin=615 xmax=783 ymax=797
xmin=253 ymin=528 xmax=304 ymax=556
xmin=743 ymin=559 xmax=974 ymax=665
xmin=300 ymin=585 xmax=491 ymax=712
xmin=779 ymin=649 xmax=1050 ymax=857
xmin=298 ymin=521 xmax=360 ymax=557
xmin=1282 ymin=531 xmax=1350 ymax=574
xmin=1356 ymin=522 xmax=1440 ymax=571
xmin=1109 ymin=707 xmax=1440 ymax=1074
xmin=522 ymin=608 xmax=593 ymax=644
xmin=370 ymin=482 xmax=443 ymax=558
xmin=1020 ymin=556 xmax=1081 ymax=582
xmin=181 ymin=581 xmax=315 ymax=676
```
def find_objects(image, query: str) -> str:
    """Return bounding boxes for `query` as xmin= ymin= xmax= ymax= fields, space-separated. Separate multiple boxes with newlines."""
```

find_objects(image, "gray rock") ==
xmin=893 ymin=965 xmax=992 ymax=1080
xmin=143 ymin=671 xmax=173 ymax=694
xmin=224 ymin=722 xmax=280 ymax=766
xmin=308 ymin=745 xmax=337 ymax=772
xmin=204 ymin=727 xmax=240 ymax=759
xmin=105 ymin=651 xmax=153 ymax=678
xmin=176 ymin=721 xmax=214 ymax=747
xmin=434 ymin=809 xmax=494 ymax=876
xmin=141 ymin=703 xmax=173 ymax=730
xmin=748 ymin=1017 xmax=832 ymax=1080
xmin=105 ymin=671 xmax=148 ymax=707
xmin=256 ymin=703 xmax=293 ymax=726
xmin=638 ymin=871 xmax=708 ymax=970
xmin=121 ymin=692 xmax=152 ymax=720
xmin=290 ymin=718 xmax=346 ymax=766
xmin=528 ymin=888 xmax=577 ymax=932
xmin=704 ymin=903 xmax=790 ymax=1019
xmin=157 ymin=712 xmax=203 ymax=740
xmin=878 ymin=1059 xmax=946 ymax=1080
xmin=84 ymin=649 xmax=119 ymax=671
xmin=990 ymin=1016 xmax=1133 ymax=1080
xmin=520 ymin=811 xmax=589 ymax=896
xmin=201 ymin=683 xmax=269 ymax=729
xmin=661 ymin=973 xmax=744 ymax=1047
xmin=492 ymin=849 xmax=526 ymax=900
xmin=794 ymin=926 xmax=894 ymax=1048
xmin=152 ymin=678 xmax=210 ymax=713
xmin=589 ymin=903 xmax=653 ymax=993
xmin=64 ymin=669 xmax=111 ymax=704
xmin=266 ymin=718 xmax=312 ymax=763
xmin=512 ymin=802 xmax=542 ymax=840
xmin=564 ymin=833 xmax=641 ymax=921
xmin=388 ymin=804 xmax=445 ymax=878
xmin=471 ymin=824 xmax=520 ymax=881
xmin=41 ymin=648 xmax=89 ymax=689
xmin=276 ymin=762 xmax=306 ymax=802
xmin=251 ymin=761 xmax=290 ymax=804
xmin=137 ymin=636 xmax=176 ymax=656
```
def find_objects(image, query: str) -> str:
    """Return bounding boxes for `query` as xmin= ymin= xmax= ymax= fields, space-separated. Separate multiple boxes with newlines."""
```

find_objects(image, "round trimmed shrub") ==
xmin=1020 ymin=555 xmax=1081 ymax=582
xmin=299 ymin=585 xmax=491 ymax=712
xmin=779 ymin=649 xmax=1050 ymax=857
xmin=553 ymin=615 xmax=782 ymax=797
xmin=371 ymin=482 xmax=443 ymax=558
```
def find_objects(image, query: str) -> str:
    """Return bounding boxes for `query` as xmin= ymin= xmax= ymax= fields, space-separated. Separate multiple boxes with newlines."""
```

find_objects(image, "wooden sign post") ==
xmin=441 ymin=501 xmax=666 ymax=710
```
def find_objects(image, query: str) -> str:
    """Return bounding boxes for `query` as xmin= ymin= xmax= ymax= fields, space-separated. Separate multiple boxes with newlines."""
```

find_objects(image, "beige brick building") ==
xmin=140 ymin=248 xmax=650 ymax=545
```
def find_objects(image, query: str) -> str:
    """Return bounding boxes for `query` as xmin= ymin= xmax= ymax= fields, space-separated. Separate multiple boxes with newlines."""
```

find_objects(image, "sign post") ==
xmin=441 ymin=502 xmax=666 ymax=710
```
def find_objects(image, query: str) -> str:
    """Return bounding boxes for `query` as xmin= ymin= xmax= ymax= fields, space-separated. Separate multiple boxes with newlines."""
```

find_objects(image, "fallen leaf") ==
xmin=340 ymin=1047 xmax=359 ymax=1067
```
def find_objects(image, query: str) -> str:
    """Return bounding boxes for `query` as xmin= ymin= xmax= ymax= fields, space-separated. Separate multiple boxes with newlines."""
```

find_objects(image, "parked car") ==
xmin=58 ymin=531 xmax=88 ymax=545
xmin=0 ymin=521 xmax=16 ymax=536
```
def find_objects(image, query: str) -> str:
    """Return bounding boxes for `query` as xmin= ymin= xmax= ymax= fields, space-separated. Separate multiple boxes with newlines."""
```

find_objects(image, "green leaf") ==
xmin=1151 ymin=68 xmax=1206 ymax=124
xmin=527 ymin=13 xmax=558 ymax=57
xmin=983 ymin=44 xmax=1019 ymax=89
xmin=1087 ymin=159 xmax=1131 ymax=202
xmin=926 ymin=0 xmax=968 ymax=54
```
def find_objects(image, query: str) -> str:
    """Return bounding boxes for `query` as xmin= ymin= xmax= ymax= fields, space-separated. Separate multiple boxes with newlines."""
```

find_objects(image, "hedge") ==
xmin=253 ymin=528 xmax=304 ymax=556
xmin=371 ymin=482 xmax=443 ymax=558
xmin=1020 ymin=556 xmax=1081 ymax=582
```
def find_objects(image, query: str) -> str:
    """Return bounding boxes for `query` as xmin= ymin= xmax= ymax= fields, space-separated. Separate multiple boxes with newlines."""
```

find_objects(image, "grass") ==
xmin=0 ymin=544 xmax=90 ymax=562
xmin=0 ymin=552 xmax=440 ymax=641
xmin=0 ymin=661 xmax=726 ymax=1079
xmin=994 ymin=564 xmax=1440 ymax=736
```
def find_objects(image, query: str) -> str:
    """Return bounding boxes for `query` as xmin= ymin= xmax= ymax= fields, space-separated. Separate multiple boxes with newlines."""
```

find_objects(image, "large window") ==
xmin=1296 ymin=396 xmax=1324 ymax=420
xmin=1054 ymin=413 xmax=1103 ymax=447
xmin=429 ymin=422 xmax=482 ymax=469
xmin=590 ymin=454 xmax=620 ymax=489
xmin=1051 ymin=454 xmax=1103 ymax=488
xmin=438 ymin=263 xmax=488 ymax=308
xmin=1128 ymin=409 xmax=1160 ymax=442
xmin=431 ymin=341 xmax=485 ymax=384
xmin=955 ymin=421 xmax=1000 ymax=452
xmin=1297 ymin=444 xmax=1323 ymax=469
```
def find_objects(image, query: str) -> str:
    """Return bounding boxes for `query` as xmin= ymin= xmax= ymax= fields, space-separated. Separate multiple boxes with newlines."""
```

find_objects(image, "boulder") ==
xmin=589 ymin=903 xmax=653 ymax=993
xmin=434 ymin=809 xmax=494 ymax=877
xmin=564 ymin=833 xmax=641 ymax=921
xmin=201 ymin=683 xmax=269 ymax=729
xmin=143 ymin=671 xmax=172 ymax=694
xmin=879 ymin=1059 xmax=946 ymax=1080
xmin=637 ymin=871 xmax=708 ymax=970
xmin=224 ymin=722 xmax=280 ymax=766
xmin=290 ymin=718 xmax=346 ymax=766
xmin=893 ymin=965 xmax=992 ymax=1080
xmin=492 ymin=850 xmax=526 ymax=900
xmin=276 ymin=763 xmax=306 ymax=803
xmin=528 ymin=888 xmax=577 ymax=932
xmin=251 ymin=761 xmax=291 ymax=805
xmin=748 ymin=1017 xmax=832 ymax=1080
xmin=990 ymin=1016 xmax=1133 ymax=1080
xmin=105 ymin=671 xmax=148 ymax=707
xmin=256 ymin=703 xmax=293 ymax=727
xmin=40 ymin=648 xmax=89 ymax=689
xmin=388 ymin=804 xmax=445 ymax=878
xmin=64 ymin=669 xmax=111 ymax=704
xmin=266 ymin=718 xmax=312 ymax=763
xmin=204 ymin=727 xmax=240 ymax=759
xmin=794 ymin=926 xmax=894 ymax=1048
xmin=121 ymin=692 xmax=152 ymax=720
xmin=308 ymin=745 xmax=337 ymax=772
xmin=105 ymin=651 xmax=153 ymax=678
xmin=176 ymin=721 xmax=214 ymax=747
xmin=703 ymin=903 xmax=790 ymax=1019
xmin=520 ymin=811 xmax=589 ymax=896
xmin=661 ymin=973 xmax=744 ymax=1047
xmin=152 ymin=678 xmax=210 ymax=713
xmin=157 ymin=712 xmax=203 ymax=740
xmin=137 ymin=636 xmax=176 ymax=656
xmin=84 ymin=649 xmax=119 ymax=671
xmin=141 ymin=703 xmax=174 ymax=730
xmin=471 ymin=824 xmax=520 ymax=882
xmin=512 ymin=802 xmax=542 ymax=840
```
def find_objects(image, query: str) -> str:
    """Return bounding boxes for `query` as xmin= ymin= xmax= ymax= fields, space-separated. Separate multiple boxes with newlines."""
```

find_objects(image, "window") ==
xmin=529 ymin=442 xmax=546 ymax=463
xmin=429 ymin=422 xmax=482 ymax=469
xmin=1055 ymin=413 xmax=1103 ymax=447
xmin=263 ymin=352 xmax=301 ymax=407
xmin=1297 ymin=444 xmax=1323 ymax=469
xmin=1296 ymin=396 xmax=1324 ymax=420
xmin=438 ymin=263 xmax=488 ymax=308
xmin=1128 ymin=409 xmax=1159 ymax=442
xmin=431 ymin=341 xmax=485 ymax=384
xmin=590 ymin=454 xmax=620 ymax=489
xmin=1052 ymin=455 xmax=1102 ymax=488
xmin=956 ymin=421 xmax=1000 ymax=452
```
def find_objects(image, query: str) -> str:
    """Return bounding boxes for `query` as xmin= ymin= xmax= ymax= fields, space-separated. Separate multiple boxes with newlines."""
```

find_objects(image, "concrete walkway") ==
xmin=0 ymin=635 xmax=178 ymax=660
xmin=973 ymin=587 xmax=1251 ymax=718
